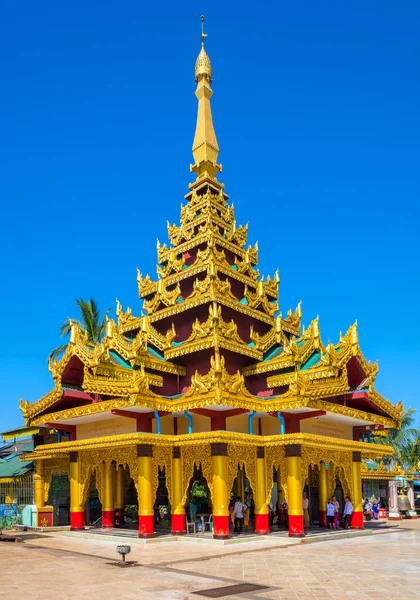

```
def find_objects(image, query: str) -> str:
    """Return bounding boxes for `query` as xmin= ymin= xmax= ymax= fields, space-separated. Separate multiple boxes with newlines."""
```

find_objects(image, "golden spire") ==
xmin=191 ymin=15 xmax=221 ymax=180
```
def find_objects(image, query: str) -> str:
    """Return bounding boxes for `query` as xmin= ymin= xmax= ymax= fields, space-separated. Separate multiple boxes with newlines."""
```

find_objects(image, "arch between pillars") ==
xmin=227 ymin=444 xmax=257 ymax=497
xmin=300 ymin=447 xmax=353 ymax=500
xmin=44 ymin=457 xmax=70 ymax=504
xmin=152 ymin=446 xmax=172 ymax=504
xmin=181 ymin=444 xmax=212 ymax=507
xmin=79 ymin=446 xmax=138 ymax=507
xmin=265 ymin=446 xmax=286 ymax=505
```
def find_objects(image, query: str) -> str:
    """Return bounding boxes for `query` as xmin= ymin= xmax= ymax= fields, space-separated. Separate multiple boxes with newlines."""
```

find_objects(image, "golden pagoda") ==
xmin=20 ymin=17 xmax=401 ymax=538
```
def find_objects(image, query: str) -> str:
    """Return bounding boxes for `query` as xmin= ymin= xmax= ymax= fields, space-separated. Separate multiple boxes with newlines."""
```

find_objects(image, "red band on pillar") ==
xmin=102 ymin=510 xmax=114 ymax=528
xmin=213 ymin=515 xmax=229 ymax=539
xmin=319 ymin=510 xmax=327 ymax=527
xmin=70 ymin=510 xmax=85 ymax=530
xmin=351 ymin=511 xmax=364 ymax=529
xmin=255 ymin=514 xmax=269 ymax=535
xmin=139 ymin=515 xmax=154 ymax=537
xmin=171 ymin=513 xmax=186 ymax=535
xmin=288 ymin=514 xmax=304 ymax=537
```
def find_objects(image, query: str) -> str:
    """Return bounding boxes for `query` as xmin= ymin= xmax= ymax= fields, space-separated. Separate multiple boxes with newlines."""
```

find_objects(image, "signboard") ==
xmin=0 ymin=503 xmax=17 ymax=517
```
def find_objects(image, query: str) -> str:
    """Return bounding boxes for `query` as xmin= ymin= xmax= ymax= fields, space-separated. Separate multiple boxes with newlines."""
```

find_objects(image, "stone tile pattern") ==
xmin=1 ymin=523 xmax=420 ymax=600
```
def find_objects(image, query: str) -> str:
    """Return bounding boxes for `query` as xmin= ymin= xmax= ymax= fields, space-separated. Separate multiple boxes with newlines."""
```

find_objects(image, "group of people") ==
xmin=363 ymin=497 xmax=379 ymax=520
xmin=230 ymin=492 xmax=359 ymax=534
xmin=325 ymin=495 xmax=354 ymax=529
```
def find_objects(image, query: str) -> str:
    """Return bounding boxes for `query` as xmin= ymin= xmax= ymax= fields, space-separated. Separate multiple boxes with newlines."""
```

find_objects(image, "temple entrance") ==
xmin=154 ymin=466 xmax=170 ymax=531
xmin=86 ymin=474 xmax=102 ymax=525
xmin=48 ymin=474 xmax=70 ymax=526
xmin=186 ymin=464 xmax=211 ymax=533
xmin=230 ymin=465 xmax=254 ymax=534
xmin=333 ymin=479 xmax=344 ymax=516
xmin=123 ymin=478 xmax=138 ymax=527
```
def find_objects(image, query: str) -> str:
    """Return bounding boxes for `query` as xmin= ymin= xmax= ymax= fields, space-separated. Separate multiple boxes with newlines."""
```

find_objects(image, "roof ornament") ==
xmin=201 ymin=14 xmax=207 ymax=46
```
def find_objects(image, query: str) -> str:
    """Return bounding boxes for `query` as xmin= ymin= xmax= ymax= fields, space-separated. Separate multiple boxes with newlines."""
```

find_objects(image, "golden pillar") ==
xmin=34 ymin=459 xmax=45 ymax=510
xmin=255 ymin=447 xmax=269 ymax=534
xmin=171 ymin=447 xmax=185 ymax=534
xmin=102 ymin=461 xmax=115 ymax=527
xmin=319 ymin=462 xmax=328 ymax=527
xmin=239 ymin=467 xmax=245 ymax=501
xmin=211 ymin=443 xmax=229 ymax=539
xmin=137 ymin=444 xmax=155 ymax=537
xmin=234 ymin=466 xmax=245 ymax=501
xmin=286 ymin=444 xmax=304 ymax=537
xmin=69 ymin=452 xmax=84 ymax=529
xmin=115 ymin=464 xmax=125 ymax=524
xmin=351 ymin=451 xmax=364 ymax=528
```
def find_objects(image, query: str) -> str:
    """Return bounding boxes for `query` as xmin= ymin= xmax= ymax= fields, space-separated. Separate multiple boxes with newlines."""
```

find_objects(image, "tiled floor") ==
xmin=1 ymin=521 xmax=419 ymax=600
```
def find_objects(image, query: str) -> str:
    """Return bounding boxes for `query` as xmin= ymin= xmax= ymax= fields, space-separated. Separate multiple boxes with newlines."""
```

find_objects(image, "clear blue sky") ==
xmin=0 ymin=1 xmax=419 ymax=431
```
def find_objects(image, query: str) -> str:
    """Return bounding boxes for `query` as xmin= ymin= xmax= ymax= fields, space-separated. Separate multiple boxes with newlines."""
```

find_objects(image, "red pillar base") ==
xmin=213 ymin=515 xmax=230 ymax=539
xmin=70 ymin=510 xmax=85 ymax=530
xmin=102 ymin=510 xmax=115 ymax=528
xmin=351 ymin=511 xmax=364 ymax=529
xmin=288 ymin=514 xmax=305 ymax=537
xmin=171 ymin=513 xmax=186 ymax=535
xmin=255 ymin=513 xmax=270 ymax=535
xmin=139 ymin=514 xmax=155 ymax=538
xmin=319 ymin=510 xmax=327 ymax=527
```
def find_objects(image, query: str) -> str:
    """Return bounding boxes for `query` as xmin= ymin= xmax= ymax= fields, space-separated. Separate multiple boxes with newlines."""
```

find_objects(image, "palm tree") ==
xmin=49 ymin=298 xmax=109 ymax=362
xmin=400 ymin=432 xmax=420 ymax=469
xmin=374 ymin=407 xmax=419 ymax=468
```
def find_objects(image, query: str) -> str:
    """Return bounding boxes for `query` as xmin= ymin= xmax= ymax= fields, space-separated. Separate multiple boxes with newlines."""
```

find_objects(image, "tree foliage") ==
xmin=49 ymin=298 xmax=109 ymax=361
xmin=374 ymin=407 xmax=420 ymax=469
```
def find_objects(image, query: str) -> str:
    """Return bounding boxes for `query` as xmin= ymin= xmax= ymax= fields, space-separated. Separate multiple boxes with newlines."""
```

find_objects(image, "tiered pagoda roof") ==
xmin=20 ymin=24 xmax=403 ymax=433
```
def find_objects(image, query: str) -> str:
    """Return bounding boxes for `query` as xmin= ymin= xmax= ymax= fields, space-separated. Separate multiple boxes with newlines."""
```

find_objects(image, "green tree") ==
xmin=374 ymin=407 xmax=419 ymax=468
xmin=49 ymin=298 xmax=109 ymax=362
xmin=400 ymin=432 xmax=420 ymax=469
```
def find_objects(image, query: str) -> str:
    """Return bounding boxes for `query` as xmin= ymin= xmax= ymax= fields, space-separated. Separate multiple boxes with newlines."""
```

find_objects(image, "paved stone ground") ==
xmin=1 ymin=521 xmax=419 ymax=600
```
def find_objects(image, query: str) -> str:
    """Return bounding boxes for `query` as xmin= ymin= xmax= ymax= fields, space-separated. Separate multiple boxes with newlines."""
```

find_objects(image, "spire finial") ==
xmin=192 ymin=14 xmax=220 ymax=178
xmin=201 ymin=14 xmax=207 ymax=46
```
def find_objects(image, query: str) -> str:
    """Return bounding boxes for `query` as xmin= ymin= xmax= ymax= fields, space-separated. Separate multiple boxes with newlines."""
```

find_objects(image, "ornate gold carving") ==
xmin=184 ymin=352 xmax=255 ymax=402
xmin=244 ymin=282 xmax=278 ymax=316
xmin=82 ymin=364 xmax=162 ymax=397
xmin=164 ymin=304 xmax=262 ymax=361
xmin=181 ymin=444 xmax=212 ymax=506
xmin=300 ymin=447 xmax=353 ymax=499
xmin=265 ymin=445 xmax=285 ymax=504
xmin=153 ymin=445 xmax=172 ymax=503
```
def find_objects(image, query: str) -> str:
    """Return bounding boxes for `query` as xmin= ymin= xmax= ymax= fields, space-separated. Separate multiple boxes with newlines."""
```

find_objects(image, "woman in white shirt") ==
xmin=326 ymin=498 xmax=335 ymax=529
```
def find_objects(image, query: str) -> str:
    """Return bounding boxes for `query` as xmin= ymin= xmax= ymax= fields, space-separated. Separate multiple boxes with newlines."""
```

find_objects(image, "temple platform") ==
xmin=60 ymin=524 xmax=377 ymax=545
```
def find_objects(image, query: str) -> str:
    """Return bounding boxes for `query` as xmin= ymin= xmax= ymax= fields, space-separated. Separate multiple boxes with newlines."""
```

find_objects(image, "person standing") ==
xmin=343 ymin=496 xmax=353 ymax=529
xmin=326 ymin=498 xmax=335 ymax=529
xmin=233 ymin=496 xmax=247 ymax=534
xmin=302 ymin=492 xmax=310 ymax=529
xmin=281 ymin=498 xmax=288 ymax=530
xmin=372 ymin=498 xmax=379 ymax=521
xmin=332 ymin=495 xmax=340 ymax=529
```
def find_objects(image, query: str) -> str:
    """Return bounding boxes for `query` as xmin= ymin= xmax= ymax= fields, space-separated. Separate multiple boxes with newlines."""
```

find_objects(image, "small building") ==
xmin=0 ymin=429 xmax=36 ymax=527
